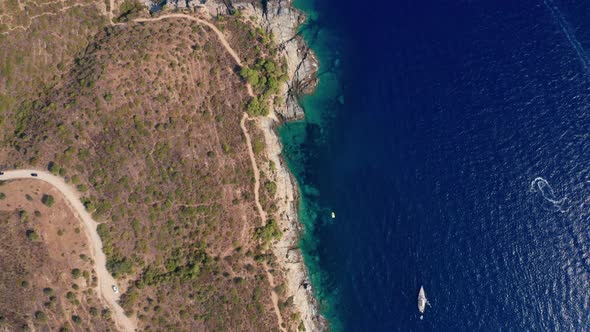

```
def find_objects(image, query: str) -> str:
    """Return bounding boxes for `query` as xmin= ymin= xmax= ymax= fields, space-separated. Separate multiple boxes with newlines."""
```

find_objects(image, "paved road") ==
xmin=1 ymin=170 xmax=135 ymax=332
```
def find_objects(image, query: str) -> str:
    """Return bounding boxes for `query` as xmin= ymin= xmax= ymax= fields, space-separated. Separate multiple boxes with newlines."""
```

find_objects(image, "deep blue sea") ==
xmin=280 ymin=0 xmax=590 ymax=330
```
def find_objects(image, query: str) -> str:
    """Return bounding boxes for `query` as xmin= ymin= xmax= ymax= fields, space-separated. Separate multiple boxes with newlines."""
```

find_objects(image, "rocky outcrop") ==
xmin=254 ymin=0 xmax=318 ymax=121
xmin=231 ymin=0 xmax=319 ymax=121
xmin=146 ymin=0 xmax=319 ymax=120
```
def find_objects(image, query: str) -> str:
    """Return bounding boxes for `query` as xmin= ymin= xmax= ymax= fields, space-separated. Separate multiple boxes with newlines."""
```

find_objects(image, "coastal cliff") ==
xmin=236 ymin=1 xmax=325 ymax=330
xmin=144 ymin=0 xmax=318 ymax=120
xmin=206 ymin=0 xmax=325 ymax=330
xmin=249 ymin=0 xmax=319 ymax=121
xmin=201 ymin=0 xmax=319 ymax=121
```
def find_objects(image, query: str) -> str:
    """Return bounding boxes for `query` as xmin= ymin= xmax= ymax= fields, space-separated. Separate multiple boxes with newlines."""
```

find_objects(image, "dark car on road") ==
xmin=31 ymin=173 xmax=38 ymax=177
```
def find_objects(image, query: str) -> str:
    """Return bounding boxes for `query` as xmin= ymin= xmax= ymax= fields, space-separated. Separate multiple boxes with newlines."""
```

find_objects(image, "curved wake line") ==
xmin=530 ymin=177 xmax=569 ymax=212
xmin=543 ymin=0 xmax=590 ymax=75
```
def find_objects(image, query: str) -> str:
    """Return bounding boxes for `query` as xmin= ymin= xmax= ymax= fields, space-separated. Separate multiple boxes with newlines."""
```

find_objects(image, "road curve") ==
xmin=0 ymin=14 xmax=253 ymax=332
xmin=0 ymin=170 xmax=135 ymax=332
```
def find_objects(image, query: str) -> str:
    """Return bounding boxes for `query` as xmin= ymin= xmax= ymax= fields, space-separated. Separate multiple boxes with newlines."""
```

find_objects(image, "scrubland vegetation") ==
xmin=0 ymin=2 xmax=303 ymax=330
xmin=0 ymin=181 xmax=114 ymax=331
xmin=219 ymin=14 xmax=289 ymax=116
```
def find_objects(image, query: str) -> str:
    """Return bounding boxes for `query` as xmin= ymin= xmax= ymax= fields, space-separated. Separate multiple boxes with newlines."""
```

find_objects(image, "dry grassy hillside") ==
xmin=0 ymin=180 xmax=114 ymax=331
xmin=0 ymin=4 xmax=302 ymax=328
xmin=0 ymin=0 xmax=106 ymax=133
xmin=0 ymin=0 xmax=308 ymax=328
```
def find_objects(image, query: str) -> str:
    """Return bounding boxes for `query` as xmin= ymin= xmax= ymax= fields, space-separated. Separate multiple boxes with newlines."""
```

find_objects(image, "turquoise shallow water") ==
xmin=278 ymin=0 xmax=345 ymax=329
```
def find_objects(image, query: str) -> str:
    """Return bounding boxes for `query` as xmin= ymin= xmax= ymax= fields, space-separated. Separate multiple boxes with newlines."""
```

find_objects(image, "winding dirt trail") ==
xmin=135 ymin=14 xmax=242 ymax=65
xmin=0 ymin=2 xmax=96 ymax=36
xmin=241 ymin=114 xmax=267 ymax=224
xmin=132 ymin=14 xmax=254 ymax=96
xmin=1 ymin=10 xmax=268 ymax=331
xmin=137 ymin=13 xmax=281 ymax=328
xmin=0 ymin=170 xmax=135 ymax=332
xmin=240 ymin=114 xmax=286 ymax=332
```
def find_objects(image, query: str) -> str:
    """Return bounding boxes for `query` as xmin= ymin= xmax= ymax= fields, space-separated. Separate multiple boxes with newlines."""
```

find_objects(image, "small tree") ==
xmin=48 ymin=162 xmax=60 ymax=175
xmin=41 ymin=194 xmax=55 ymax=207
xmin=114 ymin=0 xmax=143 ymax=23
xmin=34 ymin=311 xmax=47 ymax=321
xmin=26 ymin=230 xmax=39 ymax=241
xmin=71 ymin=315 xmax=81 ymax=324
xmin=247 ymin=97 xmax=269 ymax=117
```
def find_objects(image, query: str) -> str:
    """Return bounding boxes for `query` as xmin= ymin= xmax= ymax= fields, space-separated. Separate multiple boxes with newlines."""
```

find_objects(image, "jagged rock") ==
xmin=230 ymin=0 xmax=319 ymax=121
xmin=196 ymin=0 xmax=319 ymax=120
xmin=259 ymin=0 xmax=318 ymax=121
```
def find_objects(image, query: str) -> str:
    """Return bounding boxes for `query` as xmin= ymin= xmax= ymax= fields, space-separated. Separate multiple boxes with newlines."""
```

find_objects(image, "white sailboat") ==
xmin=418 ymin=286 xmax=428 ymax=319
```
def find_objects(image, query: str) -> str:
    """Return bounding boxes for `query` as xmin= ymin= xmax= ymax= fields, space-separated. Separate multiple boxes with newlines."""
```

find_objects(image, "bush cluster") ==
xmin=240 ymin=58 xmax=288 ymax=117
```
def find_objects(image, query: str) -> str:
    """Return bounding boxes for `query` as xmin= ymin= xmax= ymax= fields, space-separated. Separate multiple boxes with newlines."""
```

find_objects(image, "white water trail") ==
xmin=543 ymin=0 xmax=590 ymax=75
xmin=530 ymin=177 xmax=569 ymax=212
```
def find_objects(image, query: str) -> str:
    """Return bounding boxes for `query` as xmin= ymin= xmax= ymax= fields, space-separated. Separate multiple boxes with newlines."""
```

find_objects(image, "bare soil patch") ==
xmin=0 ymin=180 xmax=114 ymax=331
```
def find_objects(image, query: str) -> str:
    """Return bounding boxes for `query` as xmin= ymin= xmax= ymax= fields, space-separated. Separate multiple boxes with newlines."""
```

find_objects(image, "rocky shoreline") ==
xmin=238 ymin=1 xmax=326 ymax=330
xmin=247 ymin=0 xmax=319 ymax=121
xmin=233 ymin=1 xmax=325 ymax=330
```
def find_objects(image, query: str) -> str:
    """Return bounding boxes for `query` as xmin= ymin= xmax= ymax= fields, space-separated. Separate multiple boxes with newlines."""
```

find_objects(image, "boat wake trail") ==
xmin=543 ymin=0 xmax=590 ymax=75
xmin=530 ymin=177 xmax=569 ymax=212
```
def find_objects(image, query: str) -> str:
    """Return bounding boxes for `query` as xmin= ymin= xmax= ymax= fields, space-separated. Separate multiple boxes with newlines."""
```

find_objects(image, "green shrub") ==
xmin=48 ymin=162 xmax=60 ymax=175
xmin=26 ymin=230 xmax=39 ymax=241
xmin=41 ymin=194 xmax=55 ymax=207
xmin=264 ymin=181 xmax=277 ymax=196
xmin=34 ymin=311 xmax=46 ymax=321
xmin=71 ymin=315 xmax=81 ymax=324
xmin=115 ymin=0 xmax=143 ymax=23
xmin=106 ymin=256 xmax=133 ymax=277
xmin=252 ymin=137 xmax=264 ymax=155
xmin=254 ymin=219 xmax=282 ymax=245
xmin=239 ymin=67 xmax=260 ymax=86
xmin=19 ymin=210 xmax=28 ymax=222
xmin=247 ymin=97 xmax=269 ymax=117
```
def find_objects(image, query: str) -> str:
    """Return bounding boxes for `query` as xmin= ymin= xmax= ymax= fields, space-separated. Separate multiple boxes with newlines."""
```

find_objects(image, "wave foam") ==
xmin=530 ymin=177 xmax=569 ymax=212
xmin=543 ymin=0 xmax=590 ymax=75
